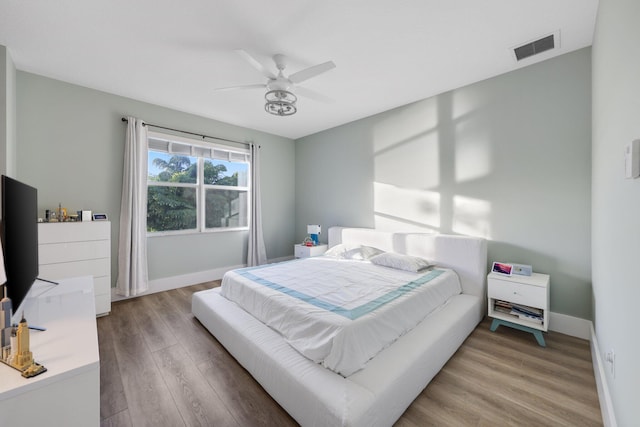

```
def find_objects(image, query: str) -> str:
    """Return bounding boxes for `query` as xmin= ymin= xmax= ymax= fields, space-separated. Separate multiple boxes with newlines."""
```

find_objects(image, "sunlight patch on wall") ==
xmin=454 ymin=121 xmax=491 ymax=182
xmin=373 ymin=182 xmax=440 ymax=232
xmin=452 ymin=195 xmax=491 ymax=238
xmin=374 ymin=131 xmax=440 ymax=189
xmin=452 ymin=88 xmax=483 ymax=121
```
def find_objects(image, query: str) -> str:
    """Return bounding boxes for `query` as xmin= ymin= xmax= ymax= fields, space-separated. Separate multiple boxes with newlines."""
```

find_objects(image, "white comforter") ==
xmin=220 ymin=257 xmax=461 ymax=376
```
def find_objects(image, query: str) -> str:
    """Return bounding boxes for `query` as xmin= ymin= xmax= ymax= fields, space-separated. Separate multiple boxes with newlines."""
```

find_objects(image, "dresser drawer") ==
xmin=95 ymin=293 xmax=111 ymax=316
xmin=93 ymin=276 xmax=111 ymax=297
xmin=294 ymin=244 xmax=327 ymax=258
xmin=488 ymin=278 xmax=546 ymax=308
xmin=38 ymin=221 xmax=110 ymax=244
xmin=39 ymin=240 xmax=109 ymax=264
xmin=39 ymin=258 xmax=110 ymax=281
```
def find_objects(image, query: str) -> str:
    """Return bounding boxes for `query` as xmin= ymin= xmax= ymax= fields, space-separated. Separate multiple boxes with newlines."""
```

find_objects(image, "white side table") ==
xmin=294 ymin=244 xmax=328 ymax=258
xmin=487 ymin=271 xmax=550 ymax=346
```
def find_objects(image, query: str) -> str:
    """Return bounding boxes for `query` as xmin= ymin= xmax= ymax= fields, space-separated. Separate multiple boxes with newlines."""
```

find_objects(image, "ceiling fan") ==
xmin=216 ymin=50 xmax=336 ymax=116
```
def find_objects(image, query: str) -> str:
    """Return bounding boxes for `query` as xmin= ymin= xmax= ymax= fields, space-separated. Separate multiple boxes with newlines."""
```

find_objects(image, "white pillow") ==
xmin=344 ymin=245 xmax=385 ymax=260
xmin=324 ymin=243 xmax=356 ymax=258
xmin=369 ymin=252 xmax=432 ymax=272
xmin=324 ymin=244 xmax=384 ymax=260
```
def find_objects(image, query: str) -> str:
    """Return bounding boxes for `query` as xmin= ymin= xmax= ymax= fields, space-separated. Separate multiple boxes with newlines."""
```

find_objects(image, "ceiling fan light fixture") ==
xmin=265 ymin=89 xmax=297 ymax=116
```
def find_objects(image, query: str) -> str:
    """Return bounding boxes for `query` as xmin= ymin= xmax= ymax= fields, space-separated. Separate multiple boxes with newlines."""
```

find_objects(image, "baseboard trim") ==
xmin=590 ymin=323 xmax=618 ymax=427
xmin=548 ymin=311 xmax=591 ymax=340
xmin=111 ymin=256 xmax=294 ymax=302
xmin=111 ymin=264 xmax=244 ymax=302
xmin=269 ymin=255 xmax=294 ymax=264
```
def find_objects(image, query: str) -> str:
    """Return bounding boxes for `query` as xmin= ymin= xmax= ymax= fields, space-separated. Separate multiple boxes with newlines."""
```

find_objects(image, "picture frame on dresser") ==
xmin=491 ymin=261 xmax=513 ymax=275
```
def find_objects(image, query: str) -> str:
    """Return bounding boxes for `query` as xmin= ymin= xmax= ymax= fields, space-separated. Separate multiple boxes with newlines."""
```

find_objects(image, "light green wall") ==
xmin=592 ymin=0 xmax=640 ymax=424
xmin=16 ymin=72 xmax=295 ymax=283
xmin=296 ymin=48 xmax=592 ymax=320
xmin=0 ymin=45 xmax=17 ymax=177
xmin=0 ymin=45 xmax=6 ymax=176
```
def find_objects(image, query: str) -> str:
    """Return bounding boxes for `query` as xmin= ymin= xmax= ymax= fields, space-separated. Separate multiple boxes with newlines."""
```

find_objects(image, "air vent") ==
xmin=513 ymin=33 xmax=557 ymax=61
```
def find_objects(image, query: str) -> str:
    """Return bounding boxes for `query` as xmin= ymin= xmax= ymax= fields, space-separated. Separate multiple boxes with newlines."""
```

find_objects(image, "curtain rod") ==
xmin=121 ymin=117 xmax=250 ymax=147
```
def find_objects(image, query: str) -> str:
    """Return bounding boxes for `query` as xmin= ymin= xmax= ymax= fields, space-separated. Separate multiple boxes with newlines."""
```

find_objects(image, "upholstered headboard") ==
xmin=328 ymin=227 xmax=487 ymax=299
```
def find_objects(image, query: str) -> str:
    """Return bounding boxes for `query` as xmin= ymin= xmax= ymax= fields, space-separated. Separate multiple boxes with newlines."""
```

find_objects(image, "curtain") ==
xmin=247 ymin=143 xmax=267 ymax=266
xmin=116 ymin=117 xmax=149 ymax=296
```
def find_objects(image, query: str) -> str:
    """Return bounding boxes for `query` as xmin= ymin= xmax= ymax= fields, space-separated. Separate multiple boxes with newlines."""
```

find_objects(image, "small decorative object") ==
xmin=92 ymin=213 xmax=108 ymax=221
xmin=82 ymin=210 xmax=92 ymax=222
xmin=0 ymin=312 xmax=47 ymax=379
xmin=303 ymin=236 xmax=314 ymax=247
xmin=307 ymin=225 xmax=321 ymax=246
xmin=491 ymin=262 xmax=513 ymax=275
xmin=1 ymin=288 xmax=12 ymax=362
xmin=511 ymin=263 xmax=533 ymax=276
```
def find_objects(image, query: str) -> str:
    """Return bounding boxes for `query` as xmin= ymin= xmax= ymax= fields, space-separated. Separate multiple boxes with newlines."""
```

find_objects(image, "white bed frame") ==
xmin=192 ymin=227 xmax=487 ymax=426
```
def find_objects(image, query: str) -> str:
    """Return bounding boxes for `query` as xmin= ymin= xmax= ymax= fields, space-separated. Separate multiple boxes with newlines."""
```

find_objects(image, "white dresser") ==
xmin=38 ymin=221 xmax=111 ymax=316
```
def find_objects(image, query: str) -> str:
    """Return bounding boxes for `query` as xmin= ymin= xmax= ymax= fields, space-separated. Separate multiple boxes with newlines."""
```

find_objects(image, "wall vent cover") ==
xmin=513 ymin=33 xmax=557 ymax=61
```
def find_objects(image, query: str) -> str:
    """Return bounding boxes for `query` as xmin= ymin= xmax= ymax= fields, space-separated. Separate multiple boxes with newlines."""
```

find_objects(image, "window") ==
xmin=147 ymin=131 xmax=250 ymax=234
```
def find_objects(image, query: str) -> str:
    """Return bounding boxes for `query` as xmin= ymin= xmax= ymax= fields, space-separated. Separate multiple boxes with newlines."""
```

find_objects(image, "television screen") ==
xmin=1 ymin=175 xmax=39 ymax=316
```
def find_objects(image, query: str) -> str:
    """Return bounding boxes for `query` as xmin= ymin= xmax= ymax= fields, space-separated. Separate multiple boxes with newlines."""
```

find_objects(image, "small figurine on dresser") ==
xmin=0 ymin=289 xmax=12 ymax=361
xmin=0 ymin=305 xmax=47 ymax=378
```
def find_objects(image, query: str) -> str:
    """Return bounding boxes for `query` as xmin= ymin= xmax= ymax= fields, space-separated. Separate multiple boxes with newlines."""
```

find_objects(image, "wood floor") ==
xmin=98 ymin=282 xmax=603 ymax=427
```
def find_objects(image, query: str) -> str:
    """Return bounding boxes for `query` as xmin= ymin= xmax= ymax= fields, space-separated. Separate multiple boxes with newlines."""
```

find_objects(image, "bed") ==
xmin=192 ymin=227 xmax=487 ymax=426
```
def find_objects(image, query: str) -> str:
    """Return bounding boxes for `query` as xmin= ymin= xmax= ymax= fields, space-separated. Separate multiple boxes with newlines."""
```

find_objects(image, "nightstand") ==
xmin=294 ymin=244 xmax=328 ymax=258
xmin=487 ymin=271 xmax=550 ymax=346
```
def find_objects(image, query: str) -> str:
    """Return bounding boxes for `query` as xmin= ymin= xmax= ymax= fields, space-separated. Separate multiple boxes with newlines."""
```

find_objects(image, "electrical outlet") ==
xmin=605 ymin=350 xmax=615 ymax=378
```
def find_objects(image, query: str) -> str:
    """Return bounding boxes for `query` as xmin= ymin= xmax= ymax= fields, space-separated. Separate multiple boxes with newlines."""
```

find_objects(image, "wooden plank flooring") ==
xmin=99 ymin=282 xmax=602 ymax=427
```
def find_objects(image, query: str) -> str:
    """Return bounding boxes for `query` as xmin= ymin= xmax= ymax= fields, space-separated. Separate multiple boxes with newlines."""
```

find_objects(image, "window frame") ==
xmin=146 ymin=130 xmax=251 ymax=237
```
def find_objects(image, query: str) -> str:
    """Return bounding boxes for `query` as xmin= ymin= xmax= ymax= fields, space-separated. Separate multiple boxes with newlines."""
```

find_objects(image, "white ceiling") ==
xmin=0 ymin=0 xmax=598 ymax=140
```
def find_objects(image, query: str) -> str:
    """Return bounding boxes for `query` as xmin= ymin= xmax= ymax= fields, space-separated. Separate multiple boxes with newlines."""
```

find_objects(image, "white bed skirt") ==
xmin=192 ymin=288 xmax=482 ymax=427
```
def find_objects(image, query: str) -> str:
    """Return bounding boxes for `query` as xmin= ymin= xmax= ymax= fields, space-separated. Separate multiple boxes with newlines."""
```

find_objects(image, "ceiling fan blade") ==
xmin=214 ymin=83 xmax=266 ymax=92
xmin=295 ymin=86 xmax=334 ymax=104
xmin=235 ymin=49 xmax=276 ymax=80
xmin=289 ymin=61 xmax=336 ymax=84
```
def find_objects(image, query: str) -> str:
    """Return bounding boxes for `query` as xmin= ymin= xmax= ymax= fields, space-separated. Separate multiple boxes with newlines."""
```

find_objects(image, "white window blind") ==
xmin=148 ymin=133 xmax=250 ymax=161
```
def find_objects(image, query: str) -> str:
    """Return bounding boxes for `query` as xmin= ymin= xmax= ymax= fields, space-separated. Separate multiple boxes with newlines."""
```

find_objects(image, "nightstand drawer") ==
xmin=294 ymin=244 xmax=328 ymax=258
xmin=488 ymin=279 xmax=546 ymax=308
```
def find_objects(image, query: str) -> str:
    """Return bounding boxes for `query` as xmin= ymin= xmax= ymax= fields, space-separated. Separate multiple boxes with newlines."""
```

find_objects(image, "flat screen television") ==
xmin=1 ymin=175 xmax=39 ymax=318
